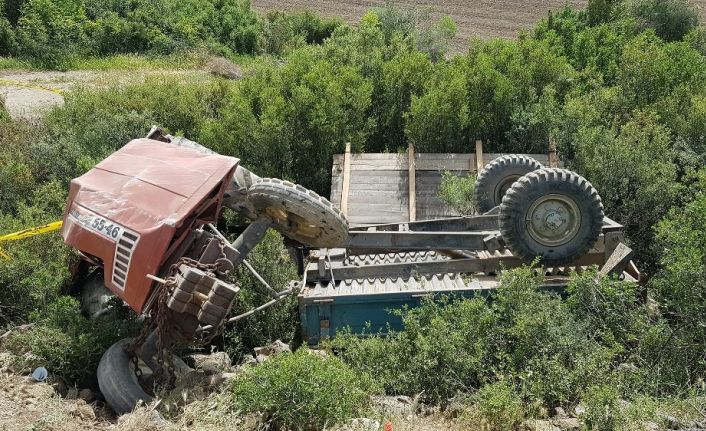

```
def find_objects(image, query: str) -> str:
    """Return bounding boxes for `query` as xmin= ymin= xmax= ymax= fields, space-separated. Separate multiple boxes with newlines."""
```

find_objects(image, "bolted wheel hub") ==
xmin=526 ymin=194 xmax=581 ymax=247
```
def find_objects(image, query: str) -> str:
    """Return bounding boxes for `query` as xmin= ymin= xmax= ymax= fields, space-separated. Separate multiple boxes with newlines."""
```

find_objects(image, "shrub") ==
xmin=374 ymin=4 xmax=456 ymax=61
xmin=580 ymin=385 xmax=623 ymax=431
xmin=629 ymin=0 xmax=698 ymax=41
xmin=0 ymin=181 xmax=73 ymax=325
xmin=262 ymin=10 xmax=342 ymax=55
xmin=587 ymin=0 xmax=616 ymax=26
xmin=231 ymin=349 xmax=379 ymax=430
xmin=570 ymin=113 xmax=682 ymax=270
xmin=462 ymin=381 xmax=525 ymax=431
xmin=567 ymin=271 xmax=652 ymax=352
xmin=200 ymin=48 xmax=375 ymax=195
xmin=650 ymin=169 xmax=706 ymax=389
xmin=334 ymin=266 xmax=622 ymax=408
xmin=438 ymin=171 xmax=477 ymax=215
xmin=0 ymin=14 xmax=17 ymax=56
xmin=332 ymin=296 xmax=496 ymax=404
xmin=221 ymin=229 xmax=298 ymax=362
xmin=15 ymin=0 xmax=91 ymax=69
xmin=2 ymin=296 xmax=138 ymax=382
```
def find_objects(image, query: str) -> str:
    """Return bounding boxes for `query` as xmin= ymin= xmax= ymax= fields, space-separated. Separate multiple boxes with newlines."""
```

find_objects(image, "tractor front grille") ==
xmin=112 ymin=230 xmax=139 ymax=291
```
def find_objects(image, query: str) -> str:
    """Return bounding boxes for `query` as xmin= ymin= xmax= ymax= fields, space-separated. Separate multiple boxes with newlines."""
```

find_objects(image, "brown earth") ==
xmin=251 ymin=0 xmax=706 ymax=52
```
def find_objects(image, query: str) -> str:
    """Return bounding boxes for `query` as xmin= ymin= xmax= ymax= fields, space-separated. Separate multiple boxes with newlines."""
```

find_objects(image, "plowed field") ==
xmin=251 ymin=0 xmax=706 ymax=52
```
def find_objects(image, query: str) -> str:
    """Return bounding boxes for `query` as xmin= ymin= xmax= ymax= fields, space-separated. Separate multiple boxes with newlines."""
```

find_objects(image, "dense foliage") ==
xmin=1 ymin=0 xmax=706 ymax=426
xmin=231 ymin=349 xmax=379 ymax=430
xmin=0 ymin=0 xmax=342 ymax=68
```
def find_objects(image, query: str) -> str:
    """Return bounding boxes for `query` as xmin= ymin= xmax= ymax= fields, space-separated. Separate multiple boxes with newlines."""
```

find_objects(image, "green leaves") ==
xmin=231 ymin=349 xmax=379 ymax=430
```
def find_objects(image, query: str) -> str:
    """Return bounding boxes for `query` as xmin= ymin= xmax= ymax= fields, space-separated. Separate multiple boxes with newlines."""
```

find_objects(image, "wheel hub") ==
xmin=525 ymin=194 xmax=580 ymax=247
xmin=495 ymin=175 xmax=521 ymax=205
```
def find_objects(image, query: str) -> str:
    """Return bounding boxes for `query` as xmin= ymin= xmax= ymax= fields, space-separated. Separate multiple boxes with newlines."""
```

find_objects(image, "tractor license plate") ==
xmin=68 ymin=205 xmax=124 ymax=241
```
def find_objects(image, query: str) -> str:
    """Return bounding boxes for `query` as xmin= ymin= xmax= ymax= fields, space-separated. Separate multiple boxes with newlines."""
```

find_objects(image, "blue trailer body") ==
xmin=298 ymin=252 xmax=500 ymax=345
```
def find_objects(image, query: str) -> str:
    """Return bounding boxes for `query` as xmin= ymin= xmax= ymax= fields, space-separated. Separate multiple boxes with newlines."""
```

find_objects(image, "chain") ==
xmin=125 ymin=234 xmax=232 ymax=385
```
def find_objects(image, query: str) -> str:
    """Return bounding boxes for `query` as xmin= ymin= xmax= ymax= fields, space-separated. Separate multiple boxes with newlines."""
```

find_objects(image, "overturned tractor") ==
xmin=60 ymin=129 xmax=634 ymax=413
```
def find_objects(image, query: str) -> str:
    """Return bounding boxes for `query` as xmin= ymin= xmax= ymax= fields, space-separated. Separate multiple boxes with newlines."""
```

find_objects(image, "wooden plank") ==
xmin=343 ymin=153 xmax=554 ymax=171
xmin=475 ymin=140 xmax=484 ymax=173
xmin=345 ymin=182 xmax=408 ymax=191
xmin=349 ymin=170 xmax=409 ymax=180
xmin=340 ymin=143 xmax=351 ymax=216
xmin=346 ymin=190 xmax=408 ymax=200
xmin=548 ymin=138 xmax=558 ymax=168
xmin=408 ymin=144 xmax=416 ymax=222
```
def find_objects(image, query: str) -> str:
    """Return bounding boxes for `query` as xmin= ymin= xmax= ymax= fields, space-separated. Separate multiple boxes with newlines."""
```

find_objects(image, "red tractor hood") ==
xmin=62 ymin=138 xmax=238 ymax=313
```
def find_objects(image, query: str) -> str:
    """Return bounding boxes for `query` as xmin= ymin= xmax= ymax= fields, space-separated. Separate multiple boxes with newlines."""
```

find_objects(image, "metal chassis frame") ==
xmin=308 ymin=214 xmax=631 ymax=282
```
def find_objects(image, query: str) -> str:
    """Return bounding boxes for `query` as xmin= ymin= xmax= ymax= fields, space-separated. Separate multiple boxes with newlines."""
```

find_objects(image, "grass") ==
xmin=0 ymin=51 xmax=259 ymax=72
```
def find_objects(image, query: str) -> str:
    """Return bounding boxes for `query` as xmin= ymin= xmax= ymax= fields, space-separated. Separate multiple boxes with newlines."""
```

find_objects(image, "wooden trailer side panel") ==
xmin=331 ymin=148 xmax=561 ymax=226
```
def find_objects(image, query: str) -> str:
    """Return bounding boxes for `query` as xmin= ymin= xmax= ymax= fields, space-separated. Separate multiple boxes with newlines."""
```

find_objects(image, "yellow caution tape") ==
xmin=0 ymin=78 xmax=65 ymax=95
xmin=0 ymin=220 xmax=63 ymax=260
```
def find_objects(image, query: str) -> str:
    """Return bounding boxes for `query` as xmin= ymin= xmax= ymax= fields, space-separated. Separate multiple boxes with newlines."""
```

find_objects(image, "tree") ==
xmin=570 ymin=113 xmax=682 ymax=270
xmin=629 ymin=0 xmax=699 ymax=42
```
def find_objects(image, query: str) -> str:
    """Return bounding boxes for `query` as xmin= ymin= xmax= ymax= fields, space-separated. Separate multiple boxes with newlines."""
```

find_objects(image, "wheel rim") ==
xmin=264 ymin=206 xmax=320 ymax=239
xmin=494 ymin=175 xmax=521 ymax=205
xmin=525 ymin=194 xmax=581 ymax=247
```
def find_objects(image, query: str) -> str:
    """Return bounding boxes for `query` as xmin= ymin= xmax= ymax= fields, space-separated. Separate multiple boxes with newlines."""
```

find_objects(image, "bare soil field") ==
xmin=252 ymin=0 xmax=706 ymax=51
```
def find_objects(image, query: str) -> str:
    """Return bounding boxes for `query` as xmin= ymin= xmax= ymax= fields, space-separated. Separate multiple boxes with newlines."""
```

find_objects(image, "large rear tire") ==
xmin=499 ymin=168 xmax=604 ymax=266
xmin=247 ymin=178 xmax=348 ymax=247
xmin=97 ymin=338 xmax=189 ymax=414
xmin=475 ymin=155 xmax=543 ymax=213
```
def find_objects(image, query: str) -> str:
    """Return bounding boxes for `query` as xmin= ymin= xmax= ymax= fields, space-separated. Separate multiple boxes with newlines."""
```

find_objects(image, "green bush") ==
xmin=222 ymin=229 xmax=298 ymax=362
xmin=2 ymin=296 xmax=138 ymax=382
xmin=650 ymin=169 xmax=706 ymax=389
xmin=332 ymin=295 xmax=496 ymax=404
xmin=231 ymin=349 xmax=379 ymax=430
xmin=580 ymin=385 xmax=624 ymax=431
xmin=0 ymin=14 xmax=17 ymax=56
xmin=334 ymin=266 xmax=624 ymax=408
xmin=438 ymin=171 xmax=477 ymax=215
xmin=629 ymin=0 xmax=699 ymax=41
xmin=200 ymin=47 xmax=374 ymax=194
xmin=0 ymin=182 xmax=73 ymax=325
xmin=262 ymin=10 xmax=342 ymax=55
xmin=15 ymin=0 xmax=92 ymax=69
xmin=587 ymin=0 xmax=616 ymax=26
xmin=570 ymin=113 xmax=682 ymax=270
xmin=462 ymin=381 xmax=525 ymax=431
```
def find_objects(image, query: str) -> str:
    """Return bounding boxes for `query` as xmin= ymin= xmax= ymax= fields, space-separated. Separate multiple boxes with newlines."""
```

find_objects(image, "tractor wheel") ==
xmin=474 ymin=155 xmax=543 ymax=213
xmin=247 ymin=178 xmax=348 ymax=247
xmin=97 ymin=338 xmax=189 ymax=414
xmin=499 ymin=168 xmax=604 ymax=266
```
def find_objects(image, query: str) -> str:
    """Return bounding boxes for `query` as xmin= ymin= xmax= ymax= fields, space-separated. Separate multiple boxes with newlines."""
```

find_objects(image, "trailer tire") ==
xmin=248 ymin=178 xmax=348 ymax=247
xmin=97 ymin=339 xmax=189 ymax=414
xmin=499 ymin=168 xmax=604 ymax=266
xmin=475 ymin=155 xmax=543 ymax=213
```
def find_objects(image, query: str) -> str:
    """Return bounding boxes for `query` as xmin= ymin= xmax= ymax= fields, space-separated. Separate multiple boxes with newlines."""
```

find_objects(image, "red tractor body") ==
xmin=61 ymin=138 xmax=238 ymax=313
